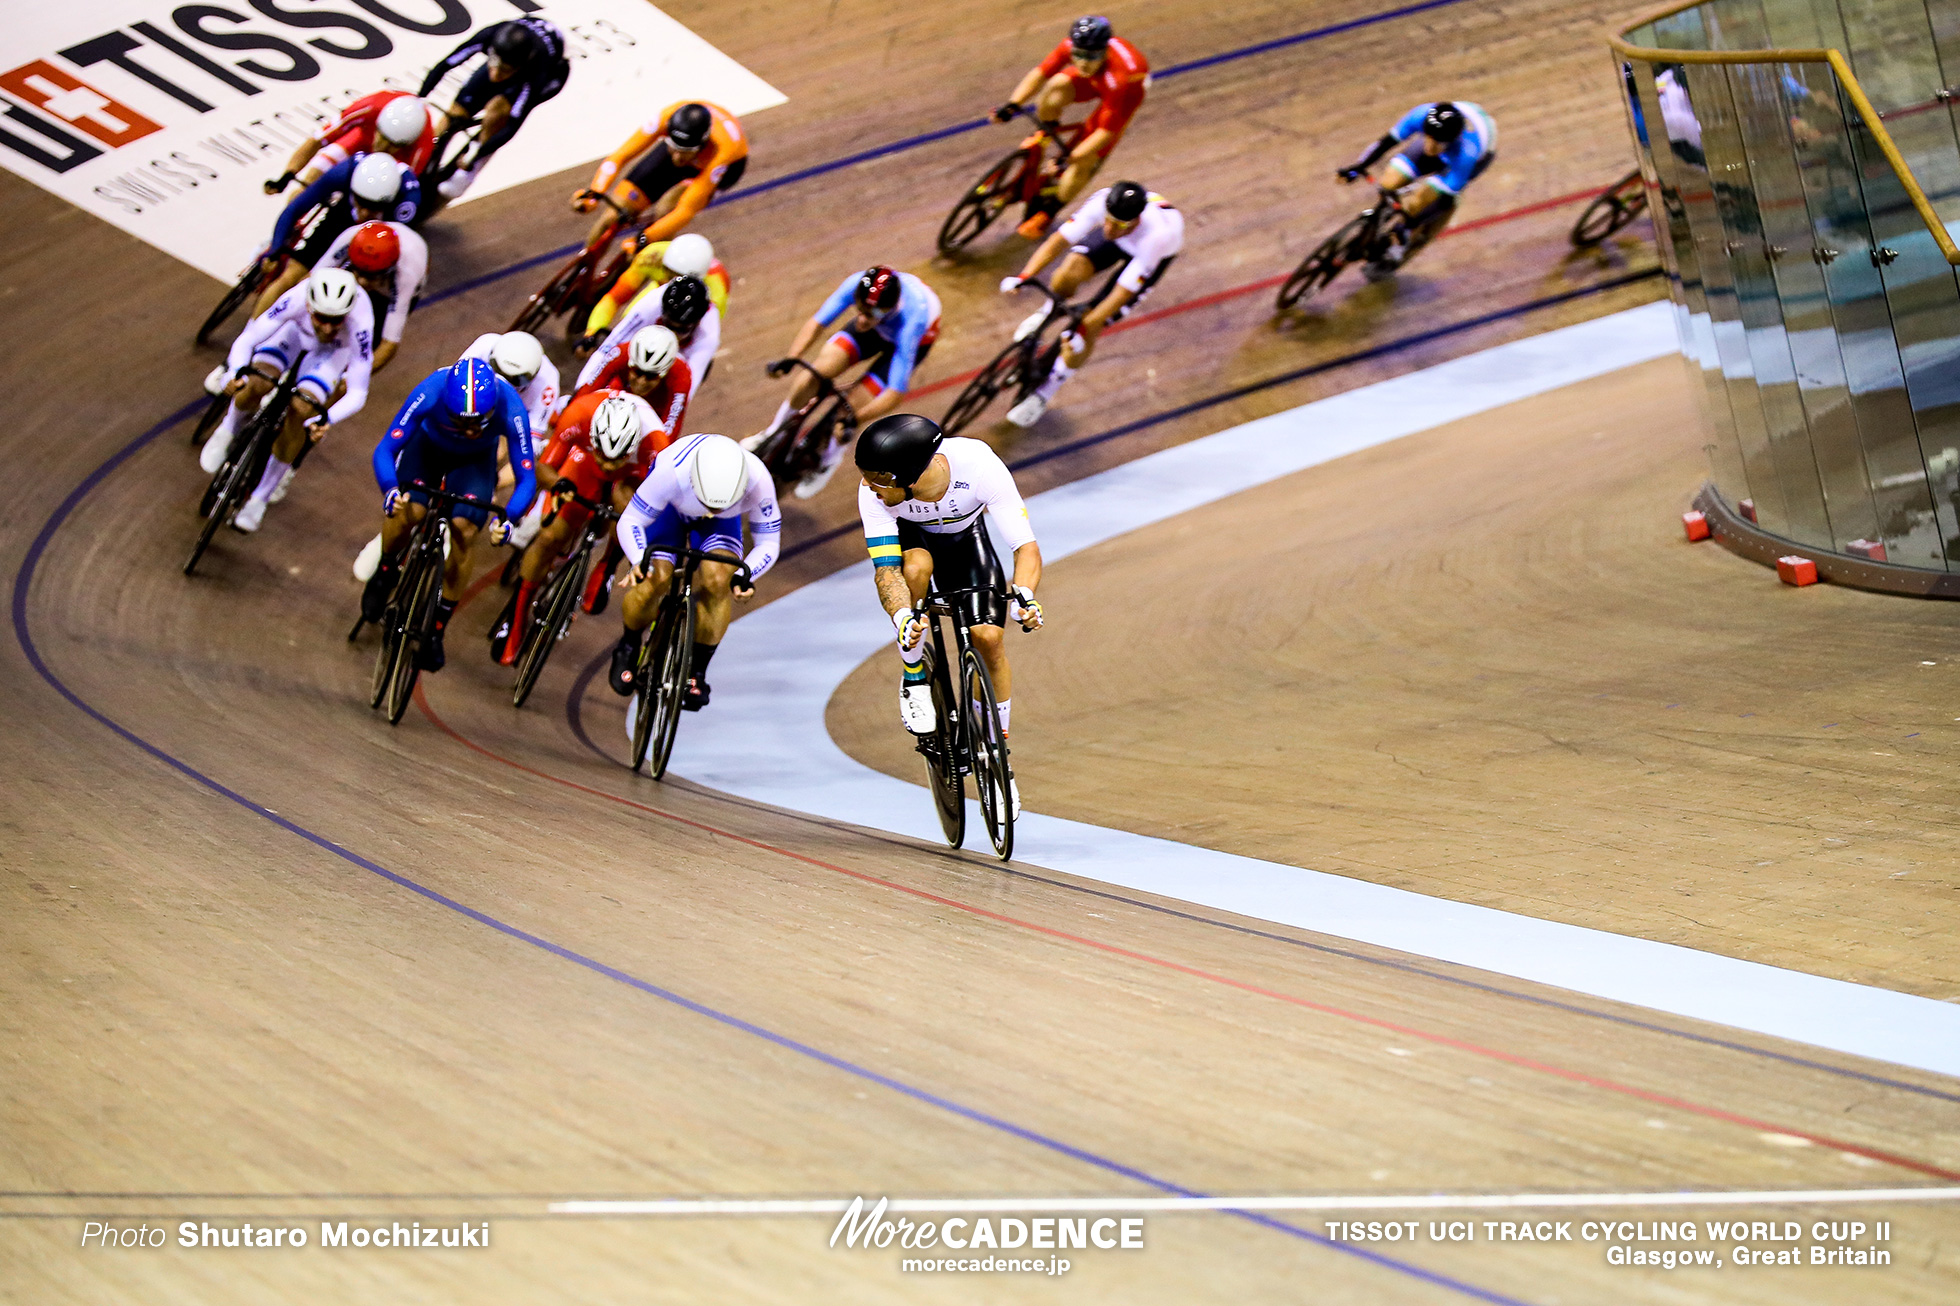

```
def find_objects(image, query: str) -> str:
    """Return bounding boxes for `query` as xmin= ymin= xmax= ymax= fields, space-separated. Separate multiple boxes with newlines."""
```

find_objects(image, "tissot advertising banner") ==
xmin=0 ymin=0 xmax=783 ymax=280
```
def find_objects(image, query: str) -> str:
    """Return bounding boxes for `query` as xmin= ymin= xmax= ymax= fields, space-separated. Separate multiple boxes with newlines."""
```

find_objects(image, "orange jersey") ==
xmin=1037 ymin=37 xmax=1149 ymax=145
xmin=590 ymin=101 xmax=748 ymax=197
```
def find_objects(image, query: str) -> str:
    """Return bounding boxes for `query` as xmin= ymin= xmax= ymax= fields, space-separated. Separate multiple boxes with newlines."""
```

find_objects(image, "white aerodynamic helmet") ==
xmin=489 ymin=331 xmax=544 ymax=385
xmin=628 ymin=324 xmax=679 ymax=377
xmin=590 ymin=396 xmax=643 ymax=462
xmin=306 ymin=267 xmax=360 ymax=318
xmin=349 ymin=153 xmax=401 ymax=206
xmin=376 ymin=95 xmax=428 ymax=147
xmin=660 ymin=232 xmax=714 ymax=280
xmin=685 ymin=435 xmax=749 ymax=513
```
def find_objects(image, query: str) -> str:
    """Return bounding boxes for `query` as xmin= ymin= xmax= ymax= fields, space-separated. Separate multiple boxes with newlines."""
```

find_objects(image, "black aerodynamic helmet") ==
xmin=1423 ymin=102 xmax=1466 ymax=143
xmin=666 ymin=103 xmax=713 ymax=150
xmin=491 ymin=21 xmax=539 ymax=66
xmin=1105 ymin=180 xmax=1148 ymax=222
xmin=659 ymin=274 xmax=710 ymax=330
xmin=855 ymin=413 xmax=944 ymax=486
xmin=1070 ymin=15 xmax=1113 ymax=53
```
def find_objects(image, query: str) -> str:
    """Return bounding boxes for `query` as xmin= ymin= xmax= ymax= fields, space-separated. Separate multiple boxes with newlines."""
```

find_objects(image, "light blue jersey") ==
xmin=1389 ymin=102 xmax=1497 ymax=195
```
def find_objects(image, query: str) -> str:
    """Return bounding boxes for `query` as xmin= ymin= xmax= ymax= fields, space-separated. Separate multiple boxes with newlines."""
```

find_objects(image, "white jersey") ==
xmin=460 ymin=332 xmax=561 ymax=435
xmin=226 ymin=284 xmax=373 ymax=426
xmin=319 ymin=221 xmax=428 ymax=345
xmin=1059 ymin=188 xmax=1185 ymax=294
xmin=580 ymin=279 xmax=720 ymax=393
xmin=857 ymin=437 xmax=1035 ymax=549
xmin=616 ymin=434 xmax=782 ymax=580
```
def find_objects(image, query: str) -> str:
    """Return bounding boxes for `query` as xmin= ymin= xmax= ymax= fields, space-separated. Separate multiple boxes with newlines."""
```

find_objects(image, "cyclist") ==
xmin=1338 ymin=101 xmax=1496 ymax=272
xmin=991 ymin=16 xmax=1150 ymax=239
xmin=363 ymin=359 xmax=536 ymax=672
xmin=607 ymin=434 xmax=780 ymax=713
xmin=316 ymin=219 xmax=426 ymax=374
xmin=576 ymin=273 xmax=717 ymax=395
xmin=580 ymin=102 xmax=749 ymax=252
xmin=999 ymin=180 xmax=1181 ymax=427
xmin=353 ymin=332 xmax=555 ymax=584
xmin=250 ymin=152 xmax=419 ymax=319
xmin=197 ymin=268 xmax=373 ymax=534
xmin=418 ymin=17 xmax=570 ymax=203
xmin=581 ymin=232 xmax=728 ymax=341
xmin=855 ymin=414 xmax=1042 ymax=815
xmin=572 ymin=324 xmax=695 ymax=437
xmin=494 ymin=391 xmax=663 ymax=666
xmin=266 ymin=91 xmax=432 ymax=195
xmin=746 ymin=265 xmax=941 ymax=499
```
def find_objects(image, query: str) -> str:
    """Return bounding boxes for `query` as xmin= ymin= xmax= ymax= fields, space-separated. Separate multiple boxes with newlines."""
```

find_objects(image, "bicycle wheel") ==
xmin=938 ymin=150 xmax=1028 ymax=255
xmin=918 ymin=641 xmax=965 ymax=849
xmin=1571 ymin=172 xmax=1648 ymax=246
xmin=1276 ymin=215 xmax=1368 ymax=310
xmin=195 ymin=263 xmax=265 ymax=345
xmin=960 ymin=646 xmax=1013 ymax=860
xmin=511 ymin=550 xmax=584 ymax=709
xmin=644 ymin=590 xmax=695 ymax=780
xmin=183 ymin=409 xmax=273 ymax=576
xmin=383 ymin=552 xmax=439 ymax=725
xmin=942 ymin=338 xmax=1027 ymax=436
xmin=509 ymin=253 xmax=590 ymax=334
xmin=188 ymin=391 xmax=227 ymax=447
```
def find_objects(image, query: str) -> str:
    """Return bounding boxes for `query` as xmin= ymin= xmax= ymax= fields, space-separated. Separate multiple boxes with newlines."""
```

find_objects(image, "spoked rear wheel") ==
xmin=919 ymin=643 xmax=965 ymax=848
xmin=511 ymin=551 xmax=584 ymax=709
xmin=938 ymin=149 xmax=1030 ymax=255
xmin=961 ymin=646 xmax=1013 ymax=861
xmin=381 ymin=555 xmax=439 ymax=726
xmin=1277 ymin=215 xmax=1370 ymax=310
xmin=942 ymin=338 xmax=1028 ymax=436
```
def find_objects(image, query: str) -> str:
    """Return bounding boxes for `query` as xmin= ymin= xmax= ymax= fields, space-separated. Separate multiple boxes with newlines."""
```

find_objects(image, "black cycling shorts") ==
xmin=624 ymin=142 xmax=748 ymax=203
xmin=453 ymin=61 xmax=567 ymax=151
xmin=897 ymin=521 xmax=1006 ymax=629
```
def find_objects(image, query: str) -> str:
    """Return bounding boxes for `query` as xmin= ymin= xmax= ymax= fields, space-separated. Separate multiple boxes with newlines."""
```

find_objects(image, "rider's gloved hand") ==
xmin=485 ymin=518 xmax=514 ymax=547
xmin=893 ymin=605 xmax=928 ymax=652
xmin=991 ymin=102 xmax=1021 ymax=124
xmin=1010 ymin=585 xmax=1043 ymax=631
xmin=1337 ymin=166 xmax=1365 ymax=184
xmin=550 ymin=477 xmax=577 ymax=497
xmin=574 ymin=332 xmax=605 ymax=356
xmin=382 ymin=488 xmax=405 ymax=517
xmin=999 ymin=276 xmax=1026 ymax=295
xmin=304 ymin=414 xmax=330 ymax=438
xmin=263 ymin=172 xmax=294 ymax=195
xmin=765 ymin=358 xmax=797 ymax=379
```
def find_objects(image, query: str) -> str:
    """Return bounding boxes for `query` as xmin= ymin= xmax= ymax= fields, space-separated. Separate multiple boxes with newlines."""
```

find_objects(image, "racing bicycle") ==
xmin=626 ymin=543 xmax=751 ymax=780
xmin=937 ymin=108 xmax=1088 ymax=256
xmin=509 ymin=190 xmax=638 ymax=339
xmin=913 ymin=567 xmax=1022 ymax=861
xmin=509 ymin=487 xmax=622 ymax=709
xmin=749 ymin=358 xmax=859 ymax=489
xmin=358 ymin=482 xmax=503 ymax=726
xmin=184 ymin=360 xmax=301 ymax=576
xmin=1570 ymin=169 xmax=1649 ymax=247
xmin=941 ymin=278 xmax=1111 ymax=436
xmin=1275 ymin=178 xmax=1415 ymax=310
xmin=195 ymin=218 xmax=314 ymax=345
xmin=415 ymin=115 xmax=482 ymax=223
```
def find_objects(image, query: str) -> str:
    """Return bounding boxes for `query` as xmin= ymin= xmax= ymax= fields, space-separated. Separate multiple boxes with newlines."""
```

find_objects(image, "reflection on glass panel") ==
xmin=1735 ymin=61 xmax=1880 ymax=548
xmin=1635 ymin=59 xmax=1751 ymax=503
xmin=1675 ymin=62 xmax=1793 ymax=536
xmin=1842 ymin=71 xmax=1960 ymax=565
xmin=1836 ymin=0 xmax=1943 ymax=114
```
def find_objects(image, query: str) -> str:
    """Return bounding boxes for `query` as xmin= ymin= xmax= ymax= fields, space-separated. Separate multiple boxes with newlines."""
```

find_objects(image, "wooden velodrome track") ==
xmin=4 ymin=0 xmax=1956 ymax=1301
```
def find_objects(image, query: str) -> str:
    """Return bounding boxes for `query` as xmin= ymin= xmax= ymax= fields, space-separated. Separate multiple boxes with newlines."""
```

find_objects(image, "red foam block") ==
xmin=1683 ymin=511 xmax=1710 ymax=542
xmin=1777 ymin=555 xmax=1818 ymax=586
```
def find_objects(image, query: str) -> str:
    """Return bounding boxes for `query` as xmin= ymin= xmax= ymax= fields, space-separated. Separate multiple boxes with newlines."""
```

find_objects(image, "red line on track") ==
xmin=907 ymin=184 xmax=1607 ymax=401
xmin=409 ymin=681 xmax=1957 ymax=1182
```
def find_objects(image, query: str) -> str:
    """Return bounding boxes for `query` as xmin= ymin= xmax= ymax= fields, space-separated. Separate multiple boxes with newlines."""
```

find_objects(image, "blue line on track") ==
xmin=420 ymin=0 xmax=1481 ymax=308
xmin=12 ymin=421 xmax=1530 ymax=1306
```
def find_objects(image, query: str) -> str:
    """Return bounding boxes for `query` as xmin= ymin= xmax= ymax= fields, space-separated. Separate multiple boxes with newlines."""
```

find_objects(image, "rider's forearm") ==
xmin=1020 ymin=232 xmax=1067 ymax=281
xmin=874 ymin=564 xmax=913 ymax=618
xmin=788 ymin=317 xmax=823 ymax=358
xmin=1010 ymin=541 xmax=1042 ymax=594
xmin=639 ymin=183 xmax=709 ymax=244
xmin=1355 ymin=133 xmax=1399 ymax=171
xmin=1007 ymin=68 xmax=1044 ymax=107
xmin=283 ymin=138 xmax=320 ymax=179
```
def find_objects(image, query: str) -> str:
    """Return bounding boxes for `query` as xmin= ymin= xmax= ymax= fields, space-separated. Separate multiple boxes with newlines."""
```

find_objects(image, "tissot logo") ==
xmin=0 ymin=2 xmax=783 ymax=280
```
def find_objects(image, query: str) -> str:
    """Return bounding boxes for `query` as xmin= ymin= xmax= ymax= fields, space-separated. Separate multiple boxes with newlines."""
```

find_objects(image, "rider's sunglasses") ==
xmin=309 ymin=311 xmax=343 ymax=335
xmin=862 ymin=470 xmax=909 ymax=490
xmin=1069 ymin=48 xmax=1103 ymax=67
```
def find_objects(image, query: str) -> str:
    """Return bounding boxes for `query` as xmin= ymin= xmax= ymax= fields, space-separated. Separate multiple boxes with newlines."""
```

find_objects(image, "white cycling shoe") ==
xmin=353 ymin=533 xmax=384 ymax=582
xmin=203 ymin=364 xmax=228 ymax=396
xmin=739 ymin=431 xmax=770 ymax=452
xmin=199 ymin=429 xmax=232 ymax=474
xmin=1006 ymin=393 xmax=1048 ymax=428
xmin=232 ymin=496 xmax=267 ymax=534
xmin=794 ymin=443 xmax=848 ymax=500
xmin=1012 ymin=308 xmax=1048 ymax=343
xmin=267 ymin=466 xmax=297 ymax=503
xmin=899 ymin=682 xmax=936 ymax=734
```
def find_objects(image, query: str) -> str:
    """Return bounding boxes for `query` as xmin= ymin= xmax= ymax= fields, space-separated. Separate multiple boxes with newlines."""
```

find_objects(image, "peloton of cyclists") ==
xmin=363 ymin=359 xmax=536 ymax=672
xmin=854 ymin=414 xmax=1043 ymax=816
xmin=198 ymin=269 xmax=374 ymax=535
xmin=419 ymin=18 xmax=571 ymax=204
xmin=252 ymin=153 xmax=421 ymax=319
xmin=580 ymin=102 xmax=749 ymax=253
xmin=746 ymin=265 xmax=942 ymax=499
xmin=1339 ymin=101 xmax=1497 ymax=273
xmin=608 ymin=435 xmax=781 ymax=714
xmin=267 ymin=91 xmax=433 ymax=197
xmin=992 ymin=16 xmax=1150 ymax=239
xmin=1000 ymin=179 xmax=1181 ymax=427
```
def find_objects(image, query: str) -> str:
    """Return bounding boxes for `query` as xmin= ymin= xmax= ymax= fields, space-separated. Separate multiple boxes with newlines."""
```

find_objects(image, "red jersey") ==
xmin=1037 ymin=37 xmax=1149 ymax=143
xmin=573 ymin=349 xmax=695 ymax=442
xmin=315 ymin=90 xmax=435 ymax=173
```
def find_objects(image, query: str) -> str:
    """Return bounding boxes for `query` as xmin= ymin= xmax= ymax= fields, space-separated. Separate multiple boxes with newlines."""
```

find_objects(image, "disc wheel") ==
xmin=511 ymin=552 xmax=584 ymax=709
xmin=961 ymin=646 xmax=1013 ymax=861
xmin=920 ymin=644 xmax=965 ymax=848
xmin=1276 ymin=216 xmax=1369 ymax=310
xmin=942 ymin=339 xmax=1028 ymax=436
xmin=937 ymin=150 xmax=1028 ymax=255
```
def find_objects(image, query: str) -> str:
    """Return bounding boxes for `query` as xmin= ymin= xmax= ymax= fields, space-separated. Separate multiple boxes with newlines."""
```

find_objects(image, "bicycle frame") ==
xmin=753 ymin=356 xmax=860 ymax=485
xmin=508 ymin=190 xmax=637 ymax=335
xmin=627 ymin=541 xmax=752 ymax=778
xmin=510 ymin=487 xmax=621 ymax=708
xmin=917 ymin=574 xmax=1017 ymax=860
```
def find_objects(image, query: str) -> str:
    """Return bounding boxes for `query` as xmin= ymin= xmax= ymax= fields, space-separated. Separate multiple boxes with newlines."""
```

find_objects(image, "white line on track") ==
xmin=550 ymin=1188 xmax=1960 ymax=1216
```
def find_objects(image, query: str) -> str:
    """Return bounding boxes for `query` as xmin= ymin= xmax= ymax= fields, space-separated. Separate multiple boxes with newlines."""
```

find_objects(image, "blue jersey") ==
xmin=373 ymin=367 xmax=538 ymax=520
xmin=272 ymin=153 xmax=421 ymax=248
xmin=1389 ymin=102 xmax=1497 ymax=195
xmin=814 ymin=270 xmax=941 ymax=394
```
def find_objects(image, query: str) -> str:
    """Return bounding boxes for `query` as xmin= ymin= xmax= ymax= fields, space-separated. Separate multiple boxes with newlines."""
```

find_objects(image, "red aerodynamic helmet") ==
xmin=348 ymin=221 xmax=400 ymax=273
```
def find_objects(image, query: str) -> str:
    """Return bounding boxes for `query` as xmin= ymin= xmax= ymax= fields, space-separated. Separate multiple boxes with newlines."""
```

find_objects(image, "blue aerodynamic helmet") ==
xmin=442 ymin=357 xmax=498 ymax=424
